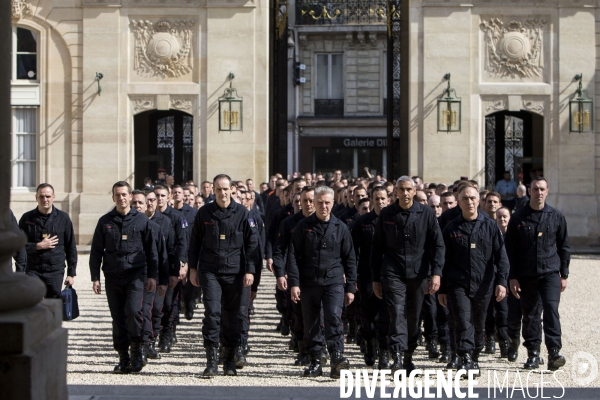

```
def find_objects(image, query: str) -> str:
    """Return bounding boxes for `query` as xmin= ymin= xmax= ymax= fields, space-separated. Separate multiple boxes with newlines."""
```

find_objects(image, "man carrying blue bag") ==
xmin=61 ymin=284 xmax=79 ymax=321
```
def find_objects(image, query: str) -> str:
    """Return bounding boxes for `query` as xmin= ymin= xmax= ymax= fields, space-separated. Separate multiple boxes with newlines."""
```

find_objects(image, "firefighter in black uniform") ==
xmin=90 ymin=181 xmax=159 ymax=374
xmin=154 ymin=185 xmax=187 ymax=352
xmin=188 ymin=174 xmax=258 ymax=378
xmin=19 ymin=183 xmax=78 ymax=298
xmin=351 ymin=186 xmax=391 ymax=368
xmin=505 ymin=177 xmax=570 ymax=371
xmin=371 ymin=176 xmax=445 ymax=374
xmin=273 ymin=187 xmax=316 ymax=366
xmin=438 ymin=184 xmax=509 ymax=375
xmin=287 ymin=186 xmax=357 ymax=379
xmin=131 ymin=190 xmax=170 ymax=364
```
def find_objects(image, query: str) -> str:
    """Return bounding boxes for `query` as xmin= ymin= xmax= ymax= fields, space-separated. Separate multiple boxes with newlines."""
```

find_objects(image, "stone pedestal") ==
xmin=0 ymin=300 xmax=68 ymax=400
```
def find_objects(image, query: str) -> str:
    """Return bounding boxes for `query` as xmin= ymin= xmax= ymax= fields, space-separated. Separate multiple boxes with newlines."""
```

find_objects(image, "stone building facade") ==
xmin=9 ymin=0 xmax=269 ymax=243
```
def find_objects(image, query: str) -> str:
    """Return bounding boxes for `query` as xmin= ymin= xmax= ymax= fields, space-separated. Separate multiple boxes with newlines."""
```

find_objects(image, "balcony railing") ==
xmin=315 ymin=99 xmax=344 ymax=117
xmin=296 ymin=0 xmax=388 ymax=26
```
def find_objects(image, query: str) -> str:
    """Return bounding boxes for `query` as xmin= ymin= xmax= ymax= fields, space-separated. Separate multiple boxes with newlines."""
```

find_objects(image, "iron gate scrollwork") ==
xmin=485 ymin=116 xmax=496 ymax=189
xmin=387 ymin=0 xmax=401 ymax=178
xmin=504 ymin=115 xmax=524 ymax=181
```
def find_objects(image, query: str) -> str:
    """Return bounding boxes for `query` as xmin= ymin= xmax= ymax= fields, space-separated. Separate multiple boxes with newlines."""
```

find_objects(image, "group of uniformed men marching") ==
xmin=14 ymin=171 xmax=570 ymax=380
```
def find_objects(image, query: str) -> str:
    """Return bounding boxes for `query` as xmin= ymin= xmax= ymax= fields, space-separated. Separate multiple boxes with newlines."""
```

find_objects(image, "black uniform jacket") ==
xmin=265 ymin=203 xmax=293 ymax=259
xmin=439 ymin=206 xmax=462 ymax=231
xmin=148 ymin=219 xmax=170 ymax=286
xmin=440 ymin=212 xmax=509 ymax=298
xmin=287 ymin=213 xmax=357 ymax=294
xmin=89 ymin=208 xmax=159 ymax=281
xmin=272 ymin=211 xmax=305 ymax=278
xmin=161 ymin=206 xmax=188 ymax=265
xmin=11 ymin=209 xmax=27 ymax=272
xmin=339 ymin=207 xmax=360 ymax=227
xmin=249 ymin=208 xmax=266 ymax=273
xmin=150 ymin=210 xmax=177 ymax=276
xmin=19 ymin=206 xmax=77 ymax=276
xmin=188 ymin=200 xmax=259 ymax=275
xmin=351 ymin=210 xmax=378 ymax=283
xmin=371 ymin=201 xmax=445 ymax=282
xmin=505 ymin=204 xmax=570 ymax=279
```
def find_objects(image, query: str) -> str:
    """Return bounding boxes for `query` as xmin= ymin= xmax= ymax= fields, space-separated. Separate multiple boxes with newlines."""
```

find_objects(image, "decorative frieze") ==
xmin=131 ymin=98 xmax=155 ymax=113
xmin=170 ymin=98 xmax=193 ymax=111
xmin=11 ymin=0 xmax=33 ymax=20
xmin=522 ymin=99 xmax=544 ymax=115
xmin=484 ymin=99 xmax=506 ymax=113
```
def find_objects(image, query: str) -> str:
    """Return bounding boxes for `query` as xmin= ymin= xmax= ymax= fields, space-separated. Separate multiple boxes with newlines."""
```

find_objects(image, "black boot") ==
xmin=524 ymin=347 xmax=541 ymax=370
xmin=507 ymin=337 xmax=520 ymax=362
xmin=281 ymin=317 xmax=291 ymax=336
xmin=378 ymin=347 xmax=391 ymax=369
xmin=147 ymin=339 xmax=161 ymax=359
xmin=330 ymin=350 xmax=350 ymax=379
xmin=113 ymin=350 xmax=131 ymax=374
xmin=547 ymin=348 xmax=566 ymax=371
xmin=203 ymin=345 xmax=219 ymax=378
xmin=171 ymin=325 xmax=178 ymax=345
xmin=499 ymin=340 xmax=509 ymax=359
xmin=364 ymin=338 xmax=376 ymax=367
xmin=439 ymin=344 xmax=451 ymax=363
xmin=471 ymin=349 xmax=481 ymax=377
xmin=347 ymin=319 xmax=357 ymax=344
xmin=484 ymin=335 xmax=496 ymax=354
xmin=141 ymin=344 xmax=148 ymax=366
xmin=248 ymin=300 xmax=255 ymax=316
xmin=158 ymin=330 xmax=171 ymax=353
xmin=304 ymin=353 xmax=323 ymax=377
xmin=460 ymin=352 xmax=478 ymax=377
xmin=241 ymin=341 xmax=251 ymax=355
xmin=446 ymin=351 xmax=461 ymax=370
xmin=130 ymin=342 xmax=144 ymax=373
xmin=223 ymin=346 xmax=237 ymax=376
xmin=218 ymin=344 xmax=226 ymax=364
xmin=390 ymin=351 xmax=403 ymax=373
xmin=234 ymin=345 xmax=248 ymax=369
xmin=427 ymin=338 xmax=440 ymax=359
xmin=295 ymin=341 xmax=310 ymax=366
xmin=289 ymin=337 xmax=298 ymax=352
xmin=185 ymin=301 xmax=195 ymax=321
xmin=403 ymin=352 xmax=417 ymax=376
xmin=320 ymin=345 xmax=329 ymax=366
xmin=343 ymin=319 xmax=349 ymax=335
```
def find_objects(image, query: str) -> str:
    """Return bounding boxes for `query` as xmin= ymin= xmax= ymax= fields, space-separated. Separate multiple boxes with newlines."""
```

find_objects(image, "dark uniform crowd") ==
xmin=11 ymin=169 xmax=570 ymax=379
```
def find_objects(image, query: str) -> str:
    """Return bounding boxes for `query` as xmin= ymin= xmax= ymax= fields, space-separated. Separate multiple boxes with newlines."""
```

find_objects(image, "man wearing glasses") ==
xmin=19 ymin=183 xmax=78 ymax=298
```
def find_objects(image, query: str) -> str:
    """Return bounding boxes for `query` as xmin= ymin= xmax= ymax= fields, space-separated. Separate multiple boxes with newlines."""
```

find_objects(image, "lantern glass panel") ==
xmin=219 ymin=98 xmax=243 ymax=131
xmin=437 ymin=99 xmax=461 ymax=132
xmin=570 ymin=99 xmax=593 ymax=133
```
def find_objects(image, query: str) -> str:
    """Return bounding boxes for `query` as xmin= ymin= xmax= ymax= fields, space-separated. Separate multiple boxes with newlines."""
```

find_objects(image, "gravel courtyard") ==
xmin=65 ymin=254 xmax=600 ymax=390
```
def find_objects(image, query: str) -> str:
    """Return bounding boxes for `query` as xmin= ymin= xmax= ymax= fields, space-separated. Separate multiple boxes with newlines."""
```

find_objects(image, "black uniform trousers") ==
xmin=26 ymin=269 xmax=64 ymax=299
xmin=142 ymin=287 xmax=165 ymax=343
xmin=519 ymin=272 xmax=562 ymax=350
xmin=161 ymin=282 xmax=180 ymax=333
xmin=275 ymin=287 xmax=287 ymax=315
xmin=447 ymin=285 xmax=491 ymax=354
xmin=435 ymin=295 xmax=449 ymax=346
xmin=358 ymin=281 xmax=390 ymax=350
xmin=291 ymin=299 xmax=305 ymax=342
xmin=421 ymin=292 xmax=438 ymax=342
xmin=381 ymin=276 xmax=427 ymax=353
xmin=201 ymin=271 xmax=244 ymax=347
xmin=485 ymin=296 xmax=508 ymax=341
xmin=239 ymin=285 xmax=252 ymax=346
xmin=104 ymin=268 xmax=146 ymax=351
xmin=251 ymin=267 xmax=262 ymax=293
xmin=301 ymin=284 xmax=345 ymax=355
xmin=183 ymin=279 xmax=201 ymax=307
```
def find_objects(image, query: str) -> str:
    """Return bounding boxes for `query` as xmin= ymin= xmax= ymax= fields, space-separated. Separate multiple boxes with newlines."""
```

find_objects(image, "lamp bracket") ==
xmin=95 ymin=72 xmax=103 ymax=96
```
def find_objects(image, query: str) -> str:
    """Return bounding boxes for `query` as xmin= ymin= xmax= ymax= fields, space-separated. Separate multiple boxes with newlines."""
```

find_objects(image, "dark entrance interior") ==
xmin=134 ymin=110 xmax=194 ymax=189
xmin=485 ymin=110 xmax=543 ymax=189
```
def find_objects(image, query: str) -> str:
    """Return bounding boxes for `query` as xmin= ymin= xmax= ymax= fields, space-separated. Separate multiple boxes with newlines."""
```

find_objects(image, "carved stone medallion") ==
xmin=131 ymin=19 xmax=195 ymax=78
xmin=12 ymin=0 xmax=33 ymax=20
xmin=480 ymin=18 xmax=546 ymax=79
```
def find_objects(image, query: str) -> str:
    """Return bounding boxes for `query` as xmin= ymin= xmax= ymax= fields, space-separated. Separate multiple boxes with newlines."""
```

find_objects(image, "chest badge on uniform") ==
xmin=538 ymin=232 xmax=543 ymax=237
xmin=42 ymin=233 xmax=49 ymax=238
xmin=220 ymin=234 xmax=226 ymax=240
xmin=122 ymin=234 xmax=128 ymax=241
xmin=248 ymin=218 xmax=255 ymax=228
xmin=470 ymin=243 xmax=476 ymax=249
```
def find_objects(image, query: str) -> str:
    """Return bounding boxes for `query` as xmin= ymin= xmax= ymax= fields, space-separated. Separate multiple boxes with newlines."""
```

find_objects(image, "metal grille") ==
xmin=183 ymin=116 xmax=193 ymax=153
xmin=314 ymin=99 xmax=344 ymax=117
xmin=386 ymin=0 xmax=401 ymax=178
xmin=504 ymin=115 xmax=524 ymax=180
xmin=296 ymin=0 xmax=388 ymax=25
xmin=157 ymin=116 xmax=175 ymax=175
xmin=485 ymin=115 xmax=496 ymax=189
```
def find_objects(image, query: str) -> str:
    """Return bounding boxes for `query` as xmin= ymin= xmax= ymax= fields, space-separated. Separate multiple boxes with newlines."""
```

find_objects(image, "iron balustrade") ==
xmin=314 ymin=99 xmax=344 ymax=116
xmin=296 ymin=0 xmax=388 ymax=25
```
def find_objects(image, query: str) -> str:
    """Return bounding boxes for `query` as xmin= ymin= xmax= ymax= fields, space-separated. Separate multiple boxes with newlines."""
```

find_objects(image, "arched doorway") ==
xmin=134 ymin=110 xmax=193 ymax=189
xmin=484 ymin=110 xmax=543 ymax=190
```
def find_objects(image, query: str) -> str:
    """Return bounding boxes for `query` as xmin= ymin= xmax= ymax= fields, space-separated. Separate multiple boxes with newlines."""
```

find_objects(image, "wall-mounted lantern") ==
xmin=569 ymin=73 xmax=593 ymax=133
xmin=437 ymin=73 xmax=461 ymax=132
xmin=218 ymin=73 xmax=243 ymax=131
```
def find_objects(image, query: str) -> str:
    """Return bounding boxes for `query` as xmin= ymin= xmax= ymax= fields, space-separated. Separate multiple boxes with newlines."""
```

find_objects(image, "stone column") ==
xmin=0 ymin=2 xmax=68 ymax=399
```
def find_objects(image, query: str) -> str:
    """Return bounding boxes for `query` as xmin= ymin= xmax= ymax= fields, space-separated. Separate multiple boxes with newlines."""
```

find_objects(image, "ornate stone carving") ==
xmin=522 ymin=100 xmax=544 ymax=115
xmin=170 ymin=98 xmax=193 ymax=111
xmin=484 ymin=99 xmax=506 ymax=113
xmin=12 ymin=0 xmax=33 ymax=20
xmin=131 ymin=19 xmax=195 ymax=78
xmin=131 ymin=98 xmax=155 ymax=113
xmin=480 ymin=18 xmax=546 ymax=79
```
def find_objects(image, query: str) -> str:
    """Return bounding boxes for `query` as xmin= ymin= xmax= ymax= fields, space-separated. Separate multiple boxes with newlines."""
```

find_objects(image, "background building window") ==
xmin=315 ymin=53 xmax=344 ymax=116
xmin=12 ymin=108 xmax=37 ymax=188
xmin=13 ymin=27 xmax=38 ymax=81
